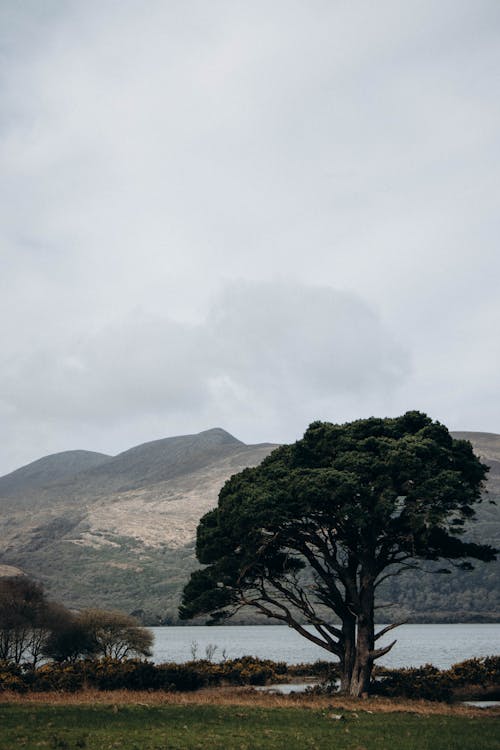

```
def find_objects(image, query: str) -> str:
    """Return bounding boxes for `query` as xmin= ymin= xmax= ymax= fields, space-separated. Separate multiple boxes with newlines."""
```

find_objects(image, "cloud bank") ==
xmin=0 ymin=1 xmax=499 ymax=472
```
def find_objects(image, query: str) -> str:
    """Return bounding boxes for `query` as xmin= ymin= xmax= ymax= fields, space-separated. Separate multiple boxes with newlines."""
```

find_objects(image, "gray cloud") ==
xmin=0 ymin=1 xmax=499 ymax=473
xmin=207 ymin=281 xmax=408 ymax=395
xmin=0 ymin=280 xmax=410 ymax=471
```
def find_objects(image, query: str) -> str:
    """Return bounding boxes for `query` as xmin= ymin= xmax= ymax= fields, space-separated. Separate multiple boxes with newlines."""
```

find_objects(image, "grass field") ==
xmin=0 ymin=694 xmax=498 ymax=750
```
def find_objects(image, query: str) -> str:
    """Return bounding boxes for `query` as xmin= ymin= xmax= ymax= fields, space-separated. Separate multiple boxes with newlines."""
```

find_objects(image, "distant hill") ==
xmin=0 ymin=450 xmax=112 ymax=497
xmin=0 ymin=428 xmax=498 ymax=623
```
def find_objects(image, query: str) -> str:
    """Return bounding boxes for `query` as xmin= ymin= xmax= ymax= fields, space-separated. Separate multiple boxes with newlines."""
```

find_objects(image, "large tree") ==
xmin=180 ymin=412 xmax=497 ymax=696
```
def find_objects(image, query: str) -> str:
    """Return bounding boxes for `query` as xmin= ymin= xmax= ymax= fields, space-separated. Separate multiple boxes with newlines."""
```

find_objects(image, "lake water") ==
xmin=150 ymin=623 xmax=500 ymax=670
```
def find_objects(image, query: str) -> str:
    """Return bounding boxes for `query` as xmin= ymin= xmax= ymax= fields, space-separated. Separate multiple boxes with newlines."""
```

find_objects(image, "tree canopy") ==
xmin=79 ymin=609 xmax=153 ymax=660
xmin=180 ymin=411 xmax=497 ymax=696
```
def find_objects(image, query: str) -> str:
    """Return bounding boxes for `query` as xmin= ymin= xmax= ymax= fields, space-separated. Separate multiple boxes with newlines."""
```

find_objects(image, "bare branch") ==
xmin=239 ymin=585 xmax=344 ymax=658
xmin=370 ymin=639 xmax=397 ymax=661
xmin=374 ymin=621 xmax=407 ymax=642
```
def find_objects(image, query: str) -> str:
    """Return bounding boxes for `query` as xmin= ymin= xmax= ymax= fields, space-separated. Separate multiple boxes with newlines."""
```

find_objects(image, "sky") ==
xmin=1 ymin=0 xmax=499 ymax=475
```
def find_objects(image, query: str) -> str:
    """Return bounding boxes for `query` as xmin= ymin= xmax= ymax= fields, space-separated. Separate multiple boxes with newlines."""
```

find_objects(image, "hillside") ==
xmin=0 ymin=429 xmax=277 ymax=619
xmin=0 ymin=429 xmax=498 ymax=623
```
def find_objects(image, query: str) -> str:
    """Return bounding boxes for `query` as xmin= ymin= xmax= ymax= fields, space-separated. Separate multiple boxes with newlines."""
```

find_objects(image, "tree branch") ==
xmin=374 ymin=621 xmax=406 ymax=642
xmin=370 ymin=639 xmax=397 ymax=661
xmin=239 ymin=583 xmax=344 ymax=658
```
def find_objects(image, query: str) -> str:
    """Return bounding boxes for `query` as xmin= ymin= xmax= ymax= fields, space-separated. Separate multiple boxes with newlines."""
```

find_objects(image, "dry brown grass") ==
xmin=0 ymin=687 xmax=496 ymax=718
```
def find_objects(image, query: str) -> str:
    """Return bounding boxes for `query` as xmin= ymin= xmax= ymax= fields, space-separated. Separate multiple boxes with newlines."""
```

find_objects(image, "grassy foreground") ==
xmin=0 ymin=697 xmax=498 ymax=750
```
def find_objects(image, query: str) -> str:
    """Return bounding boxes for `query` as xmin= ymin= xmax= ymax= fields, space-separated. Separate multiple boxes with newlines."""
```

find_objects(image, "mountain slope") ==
xmin=0 ymin=429 xmax=497 ymax=623
xmin=0 ymin=429 xmax=278 ymax=618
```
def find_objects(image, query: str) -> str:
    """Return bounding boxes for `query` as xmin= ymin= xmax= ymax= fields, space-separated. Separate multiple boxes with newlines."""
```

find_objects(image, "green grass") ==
xmin=0 ymin=704 xmax=498 ymax=750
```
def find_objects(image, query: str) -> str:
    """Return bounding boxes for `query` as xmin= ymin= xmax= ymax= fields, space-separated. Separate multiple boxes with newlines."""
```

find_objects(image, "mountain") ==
xmin=0 ymin=429 xmax=277 ymax=620
xmin=0 ymin=429 xmax=498 ymax=623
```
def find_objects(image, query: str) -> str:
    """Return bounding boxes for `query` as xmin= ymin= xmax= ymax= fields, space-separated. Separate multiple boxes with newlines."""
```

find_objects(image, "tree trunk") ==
xmin=348 ymin=618 xmax=374 ymax=696
xmin=339 ymin=615 xmax=356 ymax=692
xmin=341 ymin=573 xmax=376 ymax=697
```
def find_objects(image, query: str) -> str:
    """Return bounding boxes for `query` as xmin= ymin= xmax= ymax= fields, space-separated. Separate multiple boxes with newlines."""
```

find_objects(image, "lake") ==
xmin=149 ymin=623 xmax=500 ymax=670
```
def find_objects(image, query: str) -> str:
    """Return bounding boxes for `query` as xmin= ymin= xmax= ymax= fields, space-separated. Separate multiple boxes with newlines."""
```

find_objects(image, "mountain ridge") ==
xmin=0 ymin=428 xmax=248 ymax=497
xmin=0 ymin=449 xmax=113 ymax=497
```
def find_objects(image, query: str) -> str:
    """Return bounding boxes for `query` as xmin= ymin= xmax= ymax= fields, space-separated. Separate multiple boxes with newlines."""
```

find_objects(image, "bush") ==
xmin=179 ymin=656 xmax=288 ymax=687
xmin=0 ymin=660 xmax=26 ymax=693
xmin=0 ymin=659 xmax=205 ymax=693
xmin=373 ymin=656 xmax=500 ymax=702
xmin=288 ymin=660 xmax=340 ymax=680
xmin=304 ymin=679 xmax=339 ymax=696
xmin=373 ymin=664 xmax=453 ymax=701
xmin=83 ymin=659 xmax=157 ymax=690
xmin=447 ymin=656 xmax=500 ymax=687
xmin=31 ymin=662 xmax=85 ymax=692
xmin=3 ymin=654 xmax=496 ymax=699
xmin=216 ymin=656 xmax=280 ymax=686
xmin=157 ymin=664 xmax=205 ymax=691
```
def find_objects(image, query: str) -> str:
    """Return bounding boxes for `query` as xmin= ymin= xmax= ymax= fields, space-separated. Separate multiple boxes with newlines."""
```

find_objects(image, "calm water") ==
xmin=150 ymin=623 xmax=500 ymax=670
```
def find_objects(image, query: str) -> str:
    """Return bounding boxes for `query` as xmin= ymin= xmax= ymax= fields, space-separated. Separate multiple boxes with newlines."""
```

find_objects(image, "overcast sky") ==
xmin=1 ymin=0 xmax=499 ymax=475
